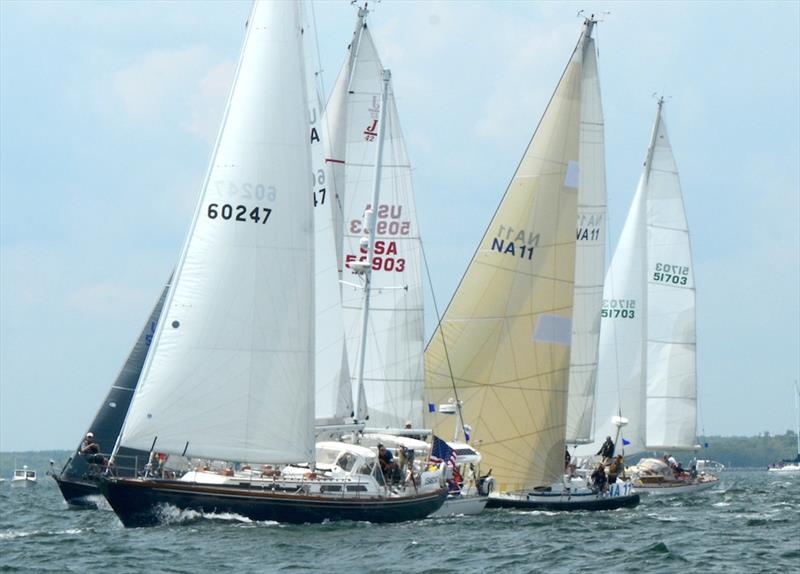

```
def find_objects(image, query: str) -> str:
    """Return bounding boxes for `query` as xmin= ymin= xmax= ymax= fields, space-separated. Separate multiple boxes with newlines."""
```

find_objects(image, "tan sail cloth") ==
xmin=425 ymin=40 xmax=585 ymax=492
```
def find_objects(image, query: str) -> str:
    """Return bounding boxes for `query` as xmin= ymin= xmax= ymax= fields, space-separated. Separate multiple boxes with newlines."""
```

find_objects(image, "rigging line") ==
xmin=420 ymin=237 xmax=465 ymax=442
xmin=309 ymin=0 xmax=326 ymax=101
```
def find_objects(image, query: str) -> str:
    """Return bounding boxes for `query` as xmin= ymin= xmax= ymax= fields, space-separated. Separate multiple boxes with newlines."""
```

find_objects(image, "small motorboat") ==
xmin=10 ymin=465 xmax=37 ymax=487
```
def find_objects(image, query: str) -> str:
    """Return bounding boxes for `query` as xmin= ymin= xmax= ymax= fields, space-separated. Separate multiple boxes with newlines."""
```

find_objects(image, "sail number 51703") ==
xmin=207 ymin=203 xmax=272 ymax=224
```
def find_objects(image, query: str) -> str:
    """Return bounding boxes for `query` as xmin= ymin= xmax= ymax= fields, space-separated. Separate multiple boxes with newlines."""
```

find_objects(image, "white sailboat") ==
xmin=768 ymin=380 xmax=800 ymax=474
xmin=322 ymin=6 xmax=487 ymax=516
xmin=578 ymin=97 xmax=718 ymax=495
xmin=425 ymin=16 xmax=638 ymax=511
xmin=100 ymin=0 xmax=445 ymax=527
xmin=326 ymin=6 xmax=426 ymax=432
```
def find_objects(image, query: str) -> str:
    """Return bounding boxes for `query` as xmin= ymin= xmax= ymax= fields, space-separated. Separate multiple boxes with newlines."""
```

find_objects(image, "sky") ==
xmin=0 ymin=1 xmax=798 ymax=451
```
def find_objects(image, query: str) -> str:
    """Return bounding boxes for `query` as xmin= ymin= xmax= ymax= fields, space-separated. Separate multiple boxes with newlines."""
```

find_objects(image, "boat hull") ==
xmin=100 ymin=477 xmax=447 ymax=527
xmin=767 ymin=465 xmax=800 ymax=475
xmin=635 ymin=477 xmax=719 ymax=495
xmin=429 ymin=494 xmax=488 ymax=517
xmin=52 ymin=475 xmax=102 ymax=508
xmin=486 ymin=490 xmax=640 ymax=511
xmin=10 ymin=479 xmax=37 ymax=487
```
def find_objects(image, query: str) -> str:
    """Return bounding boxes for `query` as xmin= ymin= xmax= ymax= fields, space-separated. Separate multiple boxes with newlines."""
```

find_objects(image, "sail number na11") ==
xmin=207 ymin=203 xmax=272 ymax=224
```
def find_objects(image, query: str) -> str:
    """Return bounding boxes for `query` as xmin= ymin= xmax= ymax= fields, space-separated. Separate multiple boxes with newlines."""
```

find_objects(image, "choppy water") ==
xmin=1 ymin=471 xmax=798 ymax=573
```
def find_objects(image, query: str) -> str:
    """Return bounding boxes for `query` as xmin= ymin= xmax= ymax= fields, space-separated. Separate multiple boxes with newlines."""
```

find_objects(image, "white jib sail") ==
xmin=118 ymin=1 xmax=315 ymax=464
xmin=581 ymin=176 xmax=648 ymax=458
xmin=425 ymin=22 xmax=590 ymax=492
xmin=643 ymin=105 xmax=697 ymax=450
xmin=564 ymin=22 xmax=607 ymax=445
xmin=336 ymin=23 xmax=425 ymax=429
xmin=303 ymin=3 xmax=353 ymax=425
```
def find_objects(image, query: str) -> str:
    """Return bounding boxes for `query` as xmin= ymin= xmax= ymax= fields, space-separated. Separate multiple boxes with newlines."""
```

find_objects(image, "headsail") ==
xmin=332 ymin=17 xmax=425 ymax=429
xmin=564 ymin=19 xmax=607 ymax=445
xmin=116 ymin=1 xmax=315 ymax=464
xmin=425 ymin=21 xmax=597 ymax=492
xmin=582 ymin=99 xmax=696 ymax=456
xmin=63 ymin=278 xmax=170 ymax=479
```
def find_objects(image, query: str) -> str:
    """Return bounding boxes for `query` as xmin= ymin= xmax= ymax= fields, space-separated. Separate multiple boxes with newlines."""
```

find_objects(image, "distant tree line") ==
xmin=2 ymin=432 xmax=799 ymax=475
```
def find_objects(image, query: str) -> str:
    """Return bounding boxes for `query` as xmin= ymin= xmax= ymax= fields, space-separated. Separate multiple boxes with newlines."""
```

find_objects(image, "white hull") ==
xmin=635 ymin=477 xmax=718 ymax=495
xmin=429 ymin=494 xmax=488 ymax=517
xmin=10 ymin=478 xmax=37 ymax=487
xmin=768 ymin=465 xmax=800 ymax=475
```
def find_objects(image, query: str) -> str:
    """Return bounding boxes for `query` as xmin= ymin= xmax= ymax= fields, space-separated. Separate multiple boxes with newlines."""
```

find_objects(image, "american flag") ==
xmin=429 ymin=435 xmax=457 ymax=468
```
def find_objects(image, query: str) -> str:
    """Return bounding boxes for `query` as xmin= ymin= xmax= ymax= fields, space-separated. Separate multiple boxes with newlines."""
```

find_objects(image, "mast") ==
xmin=353 ymin=68 xmax=392 ymax=421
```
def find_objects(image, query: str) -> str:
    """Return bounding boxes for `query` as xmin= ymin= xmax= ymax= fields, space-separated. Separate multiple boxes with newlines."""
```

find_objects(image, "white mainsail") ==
xmin=332 ymin=17 xmax=425 ymax=429
xmin=582 ymin=98 xmax=696 ymax=456
xmin=425 ymin=21 xmax=599 ymax=492
xmin=117 ymin=1 xmax=316 ymax=464
xmin=564 ymin=21 xmax=607 ymax=445
xmin=304 ymin=4 xmax=353 ymax=426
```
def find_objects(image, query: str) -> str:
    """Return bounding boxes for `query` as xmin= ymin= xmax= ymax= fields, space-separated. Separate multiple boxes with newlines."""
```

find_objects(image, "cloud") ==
xmin=183 ymin=60 xmax=236 ymax=143
xmin=102 ymin=46 xmax=234 ymax=144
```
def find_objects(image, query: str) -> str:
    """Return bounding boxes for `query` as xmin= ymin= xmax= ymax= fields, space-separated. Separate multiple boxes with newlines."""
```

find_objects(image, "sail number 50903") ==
xmin=207 ymin=203 xmax=272 ymax=224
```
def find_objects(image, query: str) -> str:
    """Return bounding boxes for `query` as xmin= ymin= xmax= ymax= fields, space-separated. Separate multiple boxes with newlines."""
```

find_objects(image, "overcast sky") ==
xmin=1 ymin=1 xmax=798 ymax=451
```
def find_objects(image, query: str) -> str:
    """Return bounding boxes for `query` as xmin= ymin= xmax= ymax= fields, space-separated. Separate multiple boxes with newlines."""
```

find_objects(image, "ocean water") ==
xmin=0 ymin=471 xmax=797 ymax=573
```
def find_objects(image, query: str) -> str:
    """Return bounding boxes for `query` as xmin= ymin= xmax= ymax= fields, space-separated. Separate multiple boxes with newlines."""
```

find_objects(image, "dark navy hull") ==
xmin=52 ymin=475 xmax=102 ymax=508
xmin=100 ymin=477 xmax=448 ymax=528
xmin=487 ymin=492 xmax=640 ymax=511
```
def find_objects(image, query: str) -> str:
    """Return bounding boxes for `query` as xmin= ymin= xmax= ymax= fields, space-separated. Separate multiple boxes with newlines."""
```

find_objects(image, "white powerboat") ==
xmin=11 ymin=465 xmax=37 ymax=487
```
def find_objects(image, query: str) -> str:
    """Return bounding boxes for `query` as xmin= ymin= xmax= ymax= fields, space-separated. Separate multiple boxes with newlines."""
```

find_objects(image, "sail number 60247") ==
xmin=207 ymin=203 xmax=272 ymax=224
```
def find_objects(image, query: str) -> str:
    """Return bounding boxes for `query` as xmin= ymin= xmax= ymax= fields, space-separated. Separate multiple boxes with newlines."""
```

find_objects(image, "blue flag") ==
xmin=429 ymin=435 xmax=457 ymax=468
xmin=622 ymin=438 xmax=631 ymax=446
xmin=428 ymin=403 xmax=436 ymax=413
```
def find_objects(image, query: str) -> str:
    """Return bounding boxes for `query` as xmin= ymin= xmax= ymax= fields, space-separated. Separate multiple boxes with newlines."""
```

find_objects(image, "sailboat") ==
xmin=577 ymin=97 xmax=718 ymax=495
xmin=50 ymin=279 xmax=169 ymax=507
xmin=323 ymin=7 xmax=489 ymax=516
xmin=768 ymin=381 xmax=800 ymax=474
xmin=99 ymin=0 xmax=446 ymax=528
xmin=327 ymin=6 xmax=426 ymax=433
xmin=424 ymin=16 xmax=638 ymax=511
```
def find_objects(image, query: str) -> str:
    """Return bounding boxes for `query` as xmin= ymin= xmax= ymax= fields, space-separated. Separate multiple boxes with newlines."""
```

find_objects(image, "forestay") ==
xmin=117 ymin=1 xmax=315 ymax=464
xmin=333 ymin=20 xmax=425 ymax=429
xmin=425 ymin=24 xmax=592 ymax=492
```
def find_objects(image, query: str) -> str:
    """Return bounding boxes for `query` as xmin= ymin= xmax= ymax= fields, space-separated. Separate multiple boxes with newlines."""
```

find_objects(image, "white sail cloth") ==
xmin=332 ymin=23 xmax=425 ymax=429
xmin=580 ymin=102 xmax=696 ymax=457
xmin=118 ymin=1 xmax=316 ymax=464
